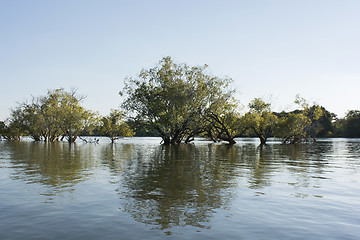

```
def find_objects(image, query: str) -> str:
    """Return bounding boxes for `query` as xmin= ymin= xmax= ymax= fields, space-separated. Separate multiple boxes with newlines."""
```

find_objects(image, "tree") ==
xmin=202 ymin=98 xmax=245 ymax=144
xmin=244 ymin=98 xmax=278 ymax=145
xmin=121 ymin=56 xmax=234 ymax=145
xmin=315 ymin=106 xmax=336 ymax=137
xmin=10 ymin=99 xmax=43 ymax=141
xmin=275 ymin=112 xmax=311 ymax=144
xmin=54 ymin=89 xmax=97 ymax=143
xmin=8 ymin=88 xmax=96 ymax=142
xmin=275 ymin=95 xmax=323 ymax=144
xmin=100 ymin=109 xmax=134 ymax=143
xmin=0 ymin=121 xmax=4 ymax=138
xmin=343 ymin=110 xmax=360 ymax=138
xmin=0 ymin=119 xmax=23 ymax=141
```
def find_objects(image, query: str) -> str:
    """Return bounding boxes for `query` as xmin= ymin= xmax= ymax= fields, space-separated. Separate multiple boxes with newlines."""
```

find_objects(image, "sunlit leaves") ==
xmin=100 ymin=109 xmax=134 ymax=143
xmin=244 ymin=98 xmax=278 ymax=144
xmin=121 ymin=56 xmax=234 ymax=144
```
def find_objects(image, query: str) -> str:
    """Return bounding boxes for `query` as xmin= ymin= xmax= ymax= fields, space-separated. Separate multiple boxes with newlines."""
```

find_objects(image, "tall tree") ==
xmin=121 ymin=56 xmax=234 ymax=145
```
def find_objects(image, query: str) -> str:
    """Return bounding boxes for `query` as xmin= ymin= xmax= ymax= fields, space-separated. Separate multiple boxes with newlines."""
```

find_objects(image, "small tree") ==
xmin=244 ymin=98 xmax=278 ymax=145
xmin=1 ymin=119 xmax=23 ymax=141
xmin=275 ymin=95 xmax=323 ymax=144
xmin=8 ymin=88 xmax=96 ymax=143
xmin=100 ymin=109 xmax=134 ymax=143
xmin=203 ymin=99 xmax=245 ymax=144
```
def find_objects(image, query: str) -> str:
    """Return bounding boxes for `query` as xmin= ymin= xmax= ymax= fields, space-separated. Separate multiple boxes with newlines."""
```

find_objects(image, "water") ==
xmin=0 ymin=137 xmax=359 ymax=239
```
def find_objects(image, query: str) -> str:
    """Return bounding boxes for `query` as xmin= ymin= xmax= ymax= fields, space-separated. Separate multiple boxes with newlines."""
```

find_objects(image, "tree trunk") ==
xmin=162 ymin=135 xmax=171 ymax=145
xmin=259 ymin=135 xmax=267 ymax=145
xmin=219 ymin=136 xmax=236 ymax=144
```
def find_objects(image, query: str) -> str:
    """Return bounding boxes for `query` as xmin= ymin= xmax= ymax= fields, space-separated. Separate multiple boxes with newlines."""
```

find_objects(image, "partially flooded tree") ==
xmin=54 ymin=89 xmax=97 ymax=143
xmin=10 ymin=98 xmax=44 ymax=141
xmin=100 ymin=109 xmax=134 ymax=143
xmin=0 ymin=119 xmax=23 ymax=141
xmin=203 ymin=97 xmax=245 ymax=144
xmin=275 ymin=95 xmax=323 ymax=144
xmin=8 ymin=88 xmax=96 ymax=143
xmin=244 ymin=98 xmax=278 ymax=145
xmin=121 ymin=56 xmax=234 ymax=145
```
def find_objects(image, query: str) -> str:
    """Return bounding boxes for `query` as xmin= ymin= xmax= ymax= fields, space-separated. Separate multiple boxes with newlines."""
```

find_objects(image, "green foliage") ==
xmin=275 ymin=113 xmax=311 ymax=144
xmin=121 ymin=56 xmax=234 ymax=144
xmin=0 ymin=119 xmax=23 ymax=141
xmin=8 ymin=88 xmax=97 ymax=142
xmin=244 ymin=98 xmax=278 ymax=144
xmin=100 ymin=109 xmax=134 ymax=143
xmin=275 ymin=96 xmax=324 ymax=144
xmin=203 ymin=106 xmax=245 ymax=144
xmin=342 ymin=110 xmax=360 ymax=137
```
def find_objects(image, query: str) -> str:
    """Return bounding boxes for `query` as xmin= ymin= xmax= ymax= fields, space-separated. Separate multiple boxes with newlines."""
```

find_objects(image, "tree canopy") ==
xmin=121 ymin=56 xmax=236 ymax=145
xmin=100 ymin=109 xmax=134 ymax=143
xmin=1 ymin=57 xmax=360 ymax=145
xmin=5 ymin=89 xmax=97 ymax=142
xmin=244 ymin=98 xmax=278 ymax=145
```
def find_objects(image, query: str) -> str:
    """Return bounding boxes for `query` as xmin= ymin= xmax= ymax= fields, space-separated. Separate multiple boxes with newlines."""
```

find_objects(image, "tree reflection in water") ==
xmin=109 ymin=141 xmax=336 ymax=230
xmin=114 ymin=144 xmax=243 ymax=230
xmin=5 ymin=141 xmax=94 ymax=192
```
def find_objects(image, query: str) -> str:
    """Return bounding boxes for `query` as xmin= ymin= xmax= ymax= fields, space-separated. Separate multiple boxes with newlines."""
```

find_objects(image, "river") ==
xmin=0 ymin=137 xmax=359 ymax=239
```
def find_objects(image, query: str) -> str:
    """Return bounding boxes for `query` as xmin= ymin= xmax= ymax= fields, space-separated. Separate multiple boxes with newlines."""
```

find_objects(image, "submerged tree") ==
xmin=244 ymin=98 xmax=278 ymax=145
xmin=53 ymin=89 xmax=97 ymax=143
xmin=8 ymin=88 xmax=96 ymax=142
xmin=100 ymin=109 xmax=134 ymax=143
xmin=275 ymin=95 xmax=323 ymax=144
xmin=121 ymin=56 xmax=235 ymax=145
xmin=0 ymin=119 xmax=23 ymax=141
xmin=202 ymin=97 xmax=245 ymax=144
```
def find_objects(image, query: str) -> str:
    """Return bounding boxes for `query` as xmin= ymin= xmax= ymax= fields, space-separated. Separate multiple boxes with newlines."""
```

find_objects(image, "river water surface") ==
xmin=0 ymin=137 xmax=359 ymax=239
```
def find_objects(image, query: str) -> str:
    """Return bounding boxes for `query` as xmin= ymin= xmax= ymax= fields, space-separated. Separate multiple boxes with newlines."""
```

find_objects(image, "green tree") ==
xmin=54 ymin=89 xmax=97 ymax=143
xmin=343 ymin=110 xmax=360 ymax=137
xmin=10 ymin=99 xmax=43 ymax=141
xmin=275 ymin=95 xmax=323 ymax=144
xmin=121 ymin=56 xmax=234 ymax=145
xmin=202 ymin=99 xmax=245 ymax=144
xmin=100 ymin=109 xmax=134 ymax=143
xmin=1 ymin=119 xmax=23 ymax=141
xmin=244 ymin=98 xmax=278 ymax=145
xmin=8 ymin=88 xmax=96 ymax=142
xmin=315 ymin=106 xmax=336 ymax=137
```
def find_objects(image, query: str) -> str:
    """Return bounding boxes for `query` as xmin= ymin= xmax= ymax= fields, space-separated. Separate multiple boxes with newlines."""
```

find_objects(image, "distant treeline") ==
xmin=1 ymin=57 xmax=360 ymax=144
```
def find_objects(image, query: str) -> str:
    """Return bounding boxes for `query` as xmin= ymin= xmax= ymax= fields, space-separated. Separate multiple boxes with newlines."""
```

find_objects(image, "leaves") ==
xmin=121 ymin=56 xmax=234 ymax=144
xmin=100 ymin=109 xmax=134 ymax=143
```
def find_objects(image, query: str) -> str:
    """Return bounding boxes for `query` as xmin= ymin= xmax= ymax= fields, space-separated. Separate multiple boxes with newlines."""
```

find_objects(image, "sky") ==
xmin=1 ymin=0 xmax=359 ymax=120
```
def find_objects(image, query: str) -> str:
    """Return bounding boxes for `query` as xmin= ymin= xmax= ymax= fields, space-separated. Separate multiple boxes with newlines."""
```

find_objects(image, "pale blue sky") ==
xmin=1 ymin=0 xmax=359 ymax=120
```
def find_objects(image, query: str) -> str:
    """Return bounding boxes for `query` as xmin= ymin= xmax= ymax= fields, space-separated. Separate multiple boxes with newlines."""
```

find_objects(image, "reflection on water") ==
xmin=116 ymin=144 xmax=239 ymax=229
xmin=5 ymin=142 xmax=94 ymax=189
xmin=1 ymin=138 xmax=360 ymax=239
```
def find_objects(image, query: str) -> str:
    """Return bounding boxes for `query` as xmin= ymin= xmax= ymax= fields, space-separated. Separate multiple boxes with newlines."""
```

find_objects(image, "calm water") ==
xmin=0 ymin=137 xmax=359 ymax=239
